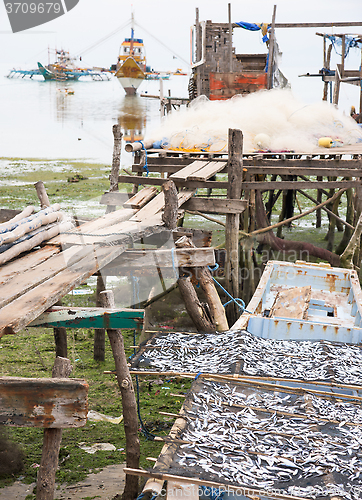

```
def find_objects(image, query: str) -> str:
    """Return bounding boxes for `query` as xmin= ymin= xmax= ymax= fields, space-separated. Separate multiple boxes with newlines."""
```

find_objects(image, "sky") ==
xmin=0 ymin=0 xmax=362 ymax=113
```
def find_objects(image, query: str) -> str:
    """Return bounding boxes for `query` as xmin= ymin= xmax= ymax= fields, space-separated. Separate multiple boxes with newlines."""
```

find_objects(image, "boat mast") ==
xmin=130 ymin=12 xmax=134 ymax=57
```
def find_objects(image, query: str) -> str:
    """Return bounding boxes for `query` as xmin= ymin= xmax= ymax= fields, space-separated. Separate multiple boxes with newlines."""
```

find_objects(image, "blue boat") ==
xmin=232 ymin=259 xmax=362 ymax=344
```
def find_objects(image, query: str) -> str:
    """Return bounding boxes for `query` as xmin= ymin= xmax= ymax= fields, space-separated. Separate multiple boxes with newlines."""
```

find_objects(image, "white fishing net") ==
xmin=149 ymin=88 xmax=362 ymax=153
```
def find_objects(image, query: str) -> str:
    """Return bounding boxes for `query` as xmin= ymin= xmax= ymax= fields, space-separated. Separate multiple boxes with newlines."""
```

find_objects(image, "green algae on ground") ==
xmin=0 ymin=319 xmax=190 ymax=489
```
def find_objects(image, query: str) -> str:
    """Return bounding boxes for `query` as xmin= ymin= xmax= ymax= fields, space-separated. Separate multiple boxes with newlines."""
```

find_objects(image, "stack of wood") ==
xmin=0 ymin=204 xmax=73 ymax=266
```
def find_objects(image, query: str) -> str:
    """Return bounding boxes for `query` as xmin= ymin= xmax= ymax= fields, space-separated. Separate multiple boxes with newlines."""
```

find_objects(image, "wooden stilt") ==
xmin=106 ymin=124 xmax=123 ymax=214
xmin=94 ymin=275 xmax=107 ymax=361
xmin=100 ymin=290 xmax=140 ymax=500
xmin=36 ymin=357 xmax=72 ymax=500
xmin=225 ymin=129 xmax=243 ymax=325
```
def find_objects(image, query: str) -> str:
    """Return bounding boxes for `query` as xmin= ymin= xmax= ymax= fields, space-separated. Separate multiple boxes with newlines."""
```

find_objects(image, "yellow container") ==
xmin=318 ymin=137 xmax=333 ymax=148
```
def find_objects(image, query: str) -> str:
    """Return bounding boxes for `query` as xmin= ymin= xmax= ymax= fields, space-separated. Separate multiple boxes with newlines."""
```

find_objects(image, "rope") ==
xmin=207 ymin=264 xmax=252 ymax=313
xmin=137 ymin=141 xmax=149 ymax=176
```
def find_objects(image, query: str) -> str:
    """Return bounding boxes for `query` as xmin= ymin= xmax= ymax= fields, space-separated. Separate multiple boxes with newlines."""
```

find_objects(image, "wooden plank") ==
xmin=244 ymin=167 xmax=362 ymax=177
xmin=242 ymin=180 xmax=362 ymax=190
xmin=100 ymin=192 xmax=131 ymax=206
xmin=0 ymin=245 xmax=60 ymax=286
xmin=183 ymin=198 xmax=248 ymax=214
xmin=123 ymin=186 xmax=158 ymax=209
xmin=270 ymin=286 xmax=312 ymax=320
xmin=0 ymin=244 xmax=126 ymax=337
xmin=167 ymin=480 xmax=198 ymax=500
xmin=101 ymin=247 xmax=215 ymax=270
xmin=176 ymin=189 xmax=197 ymax=207
xmin=0 ymin=245 xmax=96 ymax=309
xmin=187 ymin=161 xmax=226 ymax=181
xmin=0 ymin=377 xmax=88 ymax=428
xmin=130 ymin=192 xmax=165 ymax=222
xmin=49 ymin=208 xmax=137 ymax=246
xmin=30 ymin=306 xmax=144 ymax=329
xmin=242 ymin=159 xmax=362 ymax=168
xmin=169 ymin=160 xmax=209 ymax=181
xmin=118 ymin=175 xmax=229 ymax=190
xmin=53 ymin=213 xmax=164 ymax=246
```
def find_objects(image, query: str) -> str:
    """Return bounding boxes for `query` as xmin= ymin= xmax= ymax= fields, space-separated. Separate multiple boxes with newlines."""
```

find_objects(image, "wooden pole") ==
xmin=36 ymin=357 xmax=72 ymax=500
xmin=33 ymin=183 xmax=68 ymax=360
xmin=267 ymin=5 xmax=277 ymax=90
xmin=94 ymin=275 xmax=106 ymax=361
xmin=177 ymin=276 xmax=215 ymax=332
xmin=225 ymin=129 xmax=243 ymax=325
xmin=34 ymin=181 xmax=51 ymax=209
xmin=228 ymin=3 xmax=233 ymax=72
xmin=176 ymin=236 xmax=229 ymax=332
xmin=100 ymin=290 xmax=140 ymax=500
xmin=162 ymin=180 xmax=178 ymax=230
xmin=106 ymin=124 xmax=123 ymax=214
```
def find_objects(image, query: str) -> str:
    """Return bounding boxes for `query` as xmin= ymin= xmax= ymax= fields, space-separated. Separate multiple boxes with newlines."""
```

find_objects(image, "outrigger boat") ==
xmin=8 ymin=49 xmax=112 ymax=82
xmin=114 ymin=14 xmax=146 ymax=95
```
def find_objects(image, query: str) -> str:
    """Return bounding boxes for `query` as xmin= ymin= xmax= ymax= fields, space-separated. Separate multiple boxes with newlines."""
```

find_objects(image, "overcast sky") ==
xmin=1 ymin=0 xmax=361 ymax=112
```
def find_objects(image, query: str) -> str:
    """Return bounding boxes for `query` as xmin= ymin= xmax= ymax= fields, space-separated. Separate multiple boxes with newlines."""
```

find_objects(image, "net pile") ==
xmin=149 ymin=89 xmax=362 ymax=153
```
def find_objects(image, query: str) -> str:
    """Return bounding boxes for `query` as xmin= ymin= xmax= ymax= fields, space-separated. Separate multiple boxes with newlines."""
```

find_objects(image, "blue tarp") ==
xmin=235 ymin=21 xmax=269 ymax=43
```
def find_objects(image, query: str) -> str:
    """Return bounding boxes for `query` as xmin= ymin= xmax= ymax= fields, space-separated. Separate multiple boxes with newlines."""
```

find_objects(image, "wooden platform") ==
xmin=0 ymin=178 xmax=218 ymax=337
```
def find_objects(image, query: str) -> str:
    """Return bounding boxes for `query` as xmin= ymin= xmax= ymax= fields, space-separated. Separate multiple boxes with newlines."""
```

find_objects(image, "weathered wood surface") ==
xmin=49 ymin=207 xmax=137 ymax=246
xmin=0 ymin=376 xmax=88 ymax=428
xmin=100 ymin=247 xmax=216 ymax=271
xmin=270 ymin=286 xmax=312 ymax=320
xmin=242 ymin=179 xmax=362 ymax=191
xmin=129 ymin=189 xmax=195 ymax=223
xmin=123 ymin=186 xmax=158 ymax=209
xmin=169 ymin=160 xmax=209 ymax=181
xmin=118 ymin=174 xmax=228 ymax=190
xmin=30 ymin=306 xmax=144 ymax=329
xmin=187 ymin=161 xmax=226 ymax=181
xmin=183 ymin=198 xmax=247 ymax=214
xmin=0 ymin=245 xmax=60 ymax=285
xmin=0 ymin=245 xmax=96 ymax=309
xmin=0 ymin=244 xmax=126 ymax=337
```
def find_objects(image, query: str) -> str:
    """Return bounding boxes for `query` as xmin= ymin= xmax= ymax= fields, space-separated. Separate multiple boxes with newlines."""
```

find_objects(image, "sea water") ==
xmin=0 ymin=63 xmax=189 ymax=165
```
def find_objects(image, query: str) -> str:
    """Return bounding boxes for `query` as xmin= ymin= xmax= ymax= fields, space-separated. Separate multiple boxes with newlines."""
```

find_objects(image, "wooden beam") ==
xmin=101 ymin=248 xmax=215 ymax=271
xmin=0 ymin=376 xmax=88 ymax=428
xmin=183 ymin=197 xmax=247 ymax=214
xmin=119 ymin=175 xmax=229 ymax=190
xmin=242 ymin=180 xmax=361 ymax=190
xmin=244 ymin=166 xmax=362 ymax=176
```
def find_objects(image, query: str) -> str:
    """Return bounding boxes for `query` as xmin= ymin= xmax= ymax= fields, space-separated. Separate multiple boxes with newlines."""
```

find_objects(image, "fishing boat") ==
xmin=232 ymin=259 xmax=362 ymax=343
xmin=8 ymin=49 xmax=112 ymax=81
xmin=114 ymin=14 xmax=146 ymax=95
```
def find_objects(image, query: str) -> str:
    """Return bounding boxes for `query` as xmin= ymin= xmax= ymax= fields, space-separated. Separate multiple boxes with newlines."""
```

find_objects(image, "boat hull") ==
xmin=117 ymin=77 xmax=143 ymax=95
xmin=115 ymin=56 xmax=145 ymax=95
xmin=232 ymin=260 xmax=362 ymax=343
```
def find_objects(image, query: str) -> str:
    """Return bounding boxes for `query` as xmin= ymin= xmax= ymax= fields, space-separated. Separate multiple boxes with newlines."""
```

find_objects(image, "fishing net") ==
xmin=130 ymin=329 xmax=362 ymax=386
xmin=148 ymin=88 xmax=362 ymax=153
xmin=151 ymin=378 xmax=362 ymax=500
